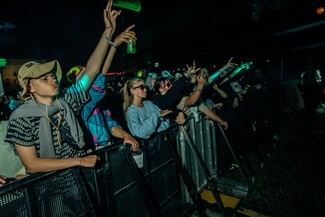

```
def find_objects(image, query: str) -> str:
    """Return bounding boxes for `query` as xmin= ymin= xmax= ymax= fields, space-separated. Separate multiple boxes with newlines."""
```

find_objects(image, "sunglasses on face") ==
xmin=165 ymin=80 xmax=174 ymax=88
xmin=132 ymin=84 xmax=148 ymax=90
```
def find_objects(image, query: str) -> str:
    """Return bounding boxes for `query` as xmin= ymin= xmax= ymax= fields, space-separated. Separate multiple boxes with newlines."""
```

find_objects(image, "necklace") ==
xmin=36 ymin=98 xmax=62 ymax=146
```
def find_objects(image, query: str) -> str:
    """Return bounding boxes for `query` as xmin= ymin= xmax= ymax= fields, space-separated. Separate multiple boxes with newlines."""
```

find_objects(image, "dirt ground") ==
xmin=240 ymin=111 xmax=325 ymax=217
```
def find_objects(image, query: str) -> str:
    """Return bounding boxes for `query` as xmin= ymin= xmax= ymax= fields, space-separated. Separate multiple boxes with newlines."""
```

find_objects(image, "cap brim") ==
xmin=21 ymin=60 xmax=62 ymax=99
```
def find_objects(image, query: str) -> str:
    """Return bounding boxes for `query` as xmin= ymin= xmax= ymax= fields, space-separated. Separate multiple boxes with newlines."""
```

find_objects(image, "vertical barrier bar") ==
xmin=179 ymin=125 xmax=227 ymax=217
xmin=216 ymin=123 xmax=253 ymax=184
xmin=122 ymin=145 xmax=160 ymax=217
xmin=203 ymin=119 xmax=214 ymax=175
xmin=195 ymin=115 xmax=206 ymax=188
xmin=209 ymin=120 xmax=219 ymax=177
xmin=189 ymin=119 xmax=200 ymax=187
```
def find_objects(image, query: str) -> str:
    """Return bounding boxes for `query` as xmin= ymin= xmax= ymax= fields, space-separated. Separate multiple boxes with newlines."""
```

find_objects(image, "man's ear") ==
xmin=28 ymin=81 xmax=35 ymax=94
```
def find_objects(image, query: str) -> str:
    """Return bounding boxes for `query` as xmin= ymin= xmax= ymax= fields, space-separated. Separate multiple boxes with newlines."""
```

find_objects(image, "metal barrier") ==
xmin=0 ymin=112 xmax=247 ymax=217
xmin=0 ymin=129 xmax=198 ymax=217
xmin=176 ymin=113 xmax=252 ymax=201
xmin=0 ymin=169 xmax=96 ymax=217
xmin=176 ymin=115 xmax=218 ymax=189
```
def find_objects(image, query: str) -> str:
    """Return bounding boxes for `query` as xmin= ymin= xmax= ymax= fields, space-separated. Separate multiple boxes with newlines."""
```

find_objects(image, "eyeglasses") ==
xmin=132 ymin=84 xmax=148 ymax=90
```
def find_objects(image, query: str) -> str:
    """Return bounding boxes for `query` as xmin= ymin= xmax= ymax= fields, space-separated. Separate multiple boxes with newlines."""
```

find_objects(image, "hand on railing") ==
xmin=79 ymin=155 xmax=100 ymax=168
xmin=175 ymin=112 xmax=186 ymax=125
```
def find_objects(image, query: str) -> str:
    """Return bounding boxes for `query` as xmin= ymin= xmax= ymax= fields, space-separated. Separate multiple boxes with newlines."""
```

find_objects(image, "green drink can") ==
xmin=127 ymin=31 xmax=136 ymax=54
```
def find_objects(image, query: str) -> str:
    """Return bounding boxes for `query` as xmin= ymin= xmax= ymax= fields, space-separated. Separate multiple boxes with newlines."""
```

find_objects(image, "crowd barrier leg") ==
xmin=163 ymin=130 xmax=207 ymax=217
xmin=216 ymin=123 xmax=254 ymax=184
xmin=122 ymin=145 xmax=160 ymax=217
xmin=177 ymin=126 xmax=227 ymax=217
xmin=139 ymin=130 xmax=200 ymax=217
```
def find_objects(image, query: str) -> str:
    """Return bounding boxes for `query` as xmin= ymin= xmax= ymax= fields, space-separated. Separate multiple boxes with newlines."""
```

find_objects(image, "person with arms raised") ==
xmin=4 ymin=0 xmax=120 ymax=174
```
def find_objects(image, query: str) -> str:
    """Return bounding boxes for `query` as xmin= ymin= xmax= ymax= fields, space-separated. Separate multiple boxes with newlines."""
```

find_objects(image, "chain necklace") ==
xmin=36 ymin=98 xmax=62 ymax=146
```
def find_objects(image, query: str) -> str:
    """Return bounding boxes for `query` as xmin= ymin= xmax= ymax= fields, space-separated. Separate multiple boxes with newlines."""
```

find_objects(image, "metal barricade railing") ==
xmin=0 ymin=168 xmax=96 ymax=217
xmin=176 ymin=114 xmax=219 ymax=190
xmin=0 ymin=130 xmax=200 ymax=217
xmin=176 ymin=113 xmax=252 ymax=202
xmin=1 ymin=112 xmax=252 ymax=216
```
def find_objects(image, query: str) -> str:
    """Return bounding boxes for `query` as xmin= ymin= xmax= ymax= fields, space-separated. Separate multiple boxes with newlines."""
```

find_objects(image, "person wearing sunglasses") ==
xmin=123 ymin=78 xmax=172 ymax=139
xmin=154 ymin=67 xmax=228 ymax=129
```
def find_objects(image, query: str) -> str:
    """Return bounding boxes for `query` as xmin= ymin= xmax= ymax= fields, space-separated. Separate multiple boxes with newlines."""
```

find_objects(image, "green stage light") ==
xmin=0 ymin=58 xmax=7 ymax=67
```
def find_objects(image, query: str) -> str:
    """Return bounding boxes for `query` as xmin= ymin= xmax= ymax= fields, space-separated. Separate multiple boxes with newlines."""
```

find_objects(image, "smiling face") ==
xmin=158 ymin=79 xmax=172 ymax=95
xmin=29 ymin=72 xmax=59 ymax=104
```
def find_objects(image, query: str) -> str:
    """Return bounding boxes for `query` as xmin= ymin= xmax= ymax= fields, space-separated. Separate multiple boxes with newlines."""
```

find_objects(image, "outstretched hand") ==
xmin=113 ymin=24 xmax=137 ymax=47
xmin=103 ymin=0 xmax=121 ymax=40
xmin=186 ymin=60 xmax=201 ymax=75
xmin=223 ymin=57 xmax=237 ymax=69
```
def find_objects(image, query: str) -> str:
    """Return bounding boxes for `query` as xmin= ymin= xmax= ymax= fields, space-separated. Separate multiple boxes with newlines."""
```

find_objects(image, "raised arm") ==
xmin=78 ymin=0 xmax=120 ymax=91
xmin=184 ymin=70 xmax=207 ymax=107
xmin=102 ymin=24 xmax=136 ymax=75
xmin=208 ymin=57 xmax=237 ymax=84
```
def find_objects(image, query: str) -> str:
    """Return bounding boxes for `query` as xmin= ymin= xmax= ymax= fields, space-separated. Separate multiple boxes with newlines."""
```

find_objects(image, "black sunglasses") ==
xmin=132 ymin=84 xmax=148 ymax=90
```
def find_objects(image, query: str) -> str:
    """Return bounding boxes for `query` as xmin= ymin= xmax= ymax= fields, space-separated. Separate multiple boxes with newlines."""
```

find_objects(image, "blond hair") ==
xmin=122 ymin=78 xmax=144 ymax=116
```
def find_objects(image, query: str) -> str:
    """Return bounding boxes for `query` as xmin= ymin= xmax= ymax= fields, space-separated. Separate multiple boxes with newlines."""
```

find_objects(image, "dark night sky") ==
xmin=0 ymin=0 xmax=324 ymax=71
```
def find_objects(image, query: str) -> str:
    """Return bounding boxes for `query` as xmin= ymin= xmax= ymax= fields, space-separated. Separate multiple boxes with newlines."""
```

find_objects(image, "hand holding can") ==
xmin=127 ymin=31 xmax=136 ymax=54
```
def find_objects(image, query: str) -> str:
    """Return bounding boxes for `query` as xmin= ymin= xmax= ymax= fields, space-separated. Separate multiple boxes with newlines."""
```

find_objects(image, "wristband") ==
xmin=103 ymin=35 xmax=117 ymax=48
xmin=103 ymin=34 xmax=111 ymax=42
xmin=108 ymin=40 xmax=117 ymax=48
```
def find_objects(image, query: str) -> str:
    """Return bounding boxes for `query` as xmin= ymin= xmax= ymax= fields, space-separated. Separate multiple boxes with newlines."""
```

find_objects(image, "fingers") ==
xmin=132 ymin=143 xmax=139 ymax=152
xmin=125 ymin=24 xmax=135 ymax=32
xmin=81 ymin=155 xmax=99 ymax=168
xmin=115 ymin=32 xmax=136 ymax=46
xmin=106 ymin=0 xmax=113 ymax=12
xmin=127 ymin=140 xmax=139 ymax=151
xmin=0 ymin=176 xmax=6 ymax=185
xmin=228 ymin=57 xmax=233 ymax=63
xmin=103 ymin=9 xmax=109 ymax=21
xmin=111 ymin=10 xmax=121 ymax=17
xmin=112 ymin=10 xmax=121 ymax=19
xmin=133 ymin=142 xmax=139 ymax=151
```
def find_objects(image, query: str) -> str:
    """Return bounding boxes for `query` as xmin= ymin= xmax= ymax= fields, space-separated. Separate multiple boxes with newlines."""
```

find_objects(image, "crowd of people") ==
xmin=1 ymin=0 xmax=324 ymax=188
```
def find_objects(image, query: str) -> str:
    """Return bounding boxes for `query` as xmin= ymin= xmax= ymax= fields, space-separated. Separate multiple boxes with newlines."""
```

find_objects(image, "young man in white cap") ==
xmin=4 ymin=0 xmax=122 ymax=174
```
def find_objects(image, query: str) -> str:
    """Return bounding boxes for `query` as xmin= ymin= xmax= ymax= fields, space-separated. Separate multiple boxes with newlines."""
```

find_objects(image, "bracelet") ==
xmin=108 ymin=40 xmax=117 ymax=48
xmin=102 ymin=34 xmax=111 ymax=42
xmin=195 ymin=86 xmax=202 ymax=92
xmin=102 ymin=35 xmax=117 ymax=48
